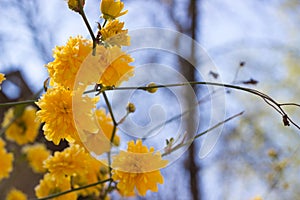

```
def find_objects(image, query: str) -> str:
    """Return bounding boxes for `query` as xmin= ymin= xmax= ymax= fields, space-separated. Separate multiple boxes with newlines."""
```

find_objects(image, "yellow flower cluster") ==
xmin=36 ymin=144 xmax=107 ymax=199
xmin=2 ymin=106 xmax=40 ymax=145
xmin=0 ymin=0 xmax=170 ymax=199
xmin=6 ymin=189 xmax=27 ymax=200
xmin=39 ymin=0 xmax=134 ymax=149
xmin=0 ymin=138 xmax=14 ymax=182
xmin=22 ymin=143 xmax=51 ymax=173
xmin=112 ymin=140 xmax=168 ymax=196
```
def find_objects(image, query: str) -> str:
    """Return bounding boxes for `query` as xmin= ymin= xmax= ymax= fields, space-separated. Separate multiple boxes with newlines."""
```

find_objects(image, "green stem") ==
xmin=102 ymin=91 xmax=117 ymax=126
xmin=35 ymin=178 xmax=112 ymax=200
xmin=77 ymin=0 xmax=97 ymax=55
xmin=102 ymin=91 xmax=117 ymax=178
xmin=0 ymin=100 xmax=35 ymax=107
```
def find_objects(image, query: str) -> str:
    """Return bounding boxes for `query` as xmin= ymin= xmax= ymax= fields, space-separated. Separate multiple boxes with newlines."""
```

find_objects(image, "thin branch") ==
xmin=162 ymin=111 xmax=244 ymax=157
xmin=102 ymin=91 xmax=117 ymax=180
xmin=279 ymin=103 xmax=300 ymax=107
xmin=99 ymin=81 xmax=300 ymax=130
xmin=102 ymin=91 xmax=117 ymax=126
xmin=0 ymin=100 xmax=35 ymax=107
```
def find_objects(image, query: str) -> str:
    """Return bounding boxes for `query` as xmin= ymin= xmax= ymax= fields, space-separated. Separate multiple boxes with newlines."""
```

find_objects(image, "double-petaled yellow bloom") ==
xmin=101 ymin=0 xmax=128 ymax=20
xmin=36 ymin=87 xmax=77 ymax=145
xmin=112 ymin=140 xmax=168 ymax=196
xmin=97 ymin=45 xmax=134 ymax=86
xmin=44 ymin=144 xmax=89 ymax=178
xmin=47 ymin=36 xmax=92 ymax=89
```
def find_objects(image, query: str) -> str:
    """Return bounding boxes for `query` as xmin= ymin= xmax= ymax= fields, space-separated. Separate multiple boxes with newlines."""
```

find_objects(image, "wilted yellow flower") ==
xmin=35 ymin=173 xmax=77 ymax=200
xmin=47 ymin=36 xmax=92 ymax=89
xmin=100 ymin=20 xmax=130 ymax=46
xmin=112 ymin=140 xmax=168 ymax=196
xmin=0 ymin=73 xmax=5 ymax=89
xmin=6 ymin=188 xmax=27 ymax=200
xmin=22 ymin=143 xmax=51 ymax=173
xmin=101 ymin=0 xmax=128 ymax=20
xmin=44 ymin=144 xmax=90 ymax=178
xmin=66 ymin=0 xmax=85 ymax=12
xmin=0 ymin=138 xmax=14 ymax=182
xmin=2 ymin=106 xmax=40 ymax=145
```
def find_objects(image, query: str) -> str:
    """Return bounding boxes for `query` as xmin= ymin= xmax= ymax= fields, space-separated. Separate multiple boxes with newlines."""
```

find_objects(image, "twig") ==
xmin=162 ymin=111 xmax=244 ymax=157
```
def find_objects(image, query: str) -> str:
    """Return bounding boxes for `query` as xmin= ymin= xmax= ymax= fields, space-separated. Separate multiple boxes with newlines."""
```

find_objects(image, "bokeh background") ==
xmin=1 ymin=0 xmax=300 ymax=199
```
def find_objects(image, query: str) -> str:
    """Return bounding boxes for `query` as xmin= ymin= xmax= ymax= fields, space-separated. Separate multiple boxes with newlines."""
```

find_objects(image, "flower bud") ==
xmin=146 ymin=82 xmax=158 ymax=93
xmin=127 ymin=103 xmax=136 ymax=113
xmin=66 ymin=0 xmax=85 ymax=13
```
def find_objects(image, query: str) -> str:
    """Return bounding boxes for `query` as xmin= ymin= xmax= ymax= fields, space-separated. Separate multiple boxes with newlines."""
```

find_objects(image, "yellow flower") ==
xmin=36 ymin=87 xmax=77 ymax=145
xmin=97 ymin=45 xmax=134 ymax=86
xmin=35 ymin=173 xmax=77 ymax=200
xmin=72 ymin=44 xmax=134 ymax=88
xmin=37 ymin=87 xmax=99 ymax=145
xmin=72 ymin=155 xmax=108 ymax=197
xmin=44 ymin=144 xmax=90 ymax=178
xmin=6 ymin=188 xmax=27 ymax=200
xmin=100 ymin=20 xmax=130 ymax=46
xmin=0 ymin=138 xmax=14 ymax=181
xmin=0 ymin=73 xmax=5 ymax=89
xmin=112 ymin=140 xmax=168 ymax=196
xmin=101 ymin=0 xmax=128 ymax=20
xmin=2 ymin=106 xmax=40 ymax=145
xmin=22 ymin=143 xmax=51 ymax=173
xmin=81 ymin=108 xmax=120 ymax=155
xmin=66 ymin=0 xmax=85 ymax=12
xmin=47 ymin=36 xmax=92 ymax=89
